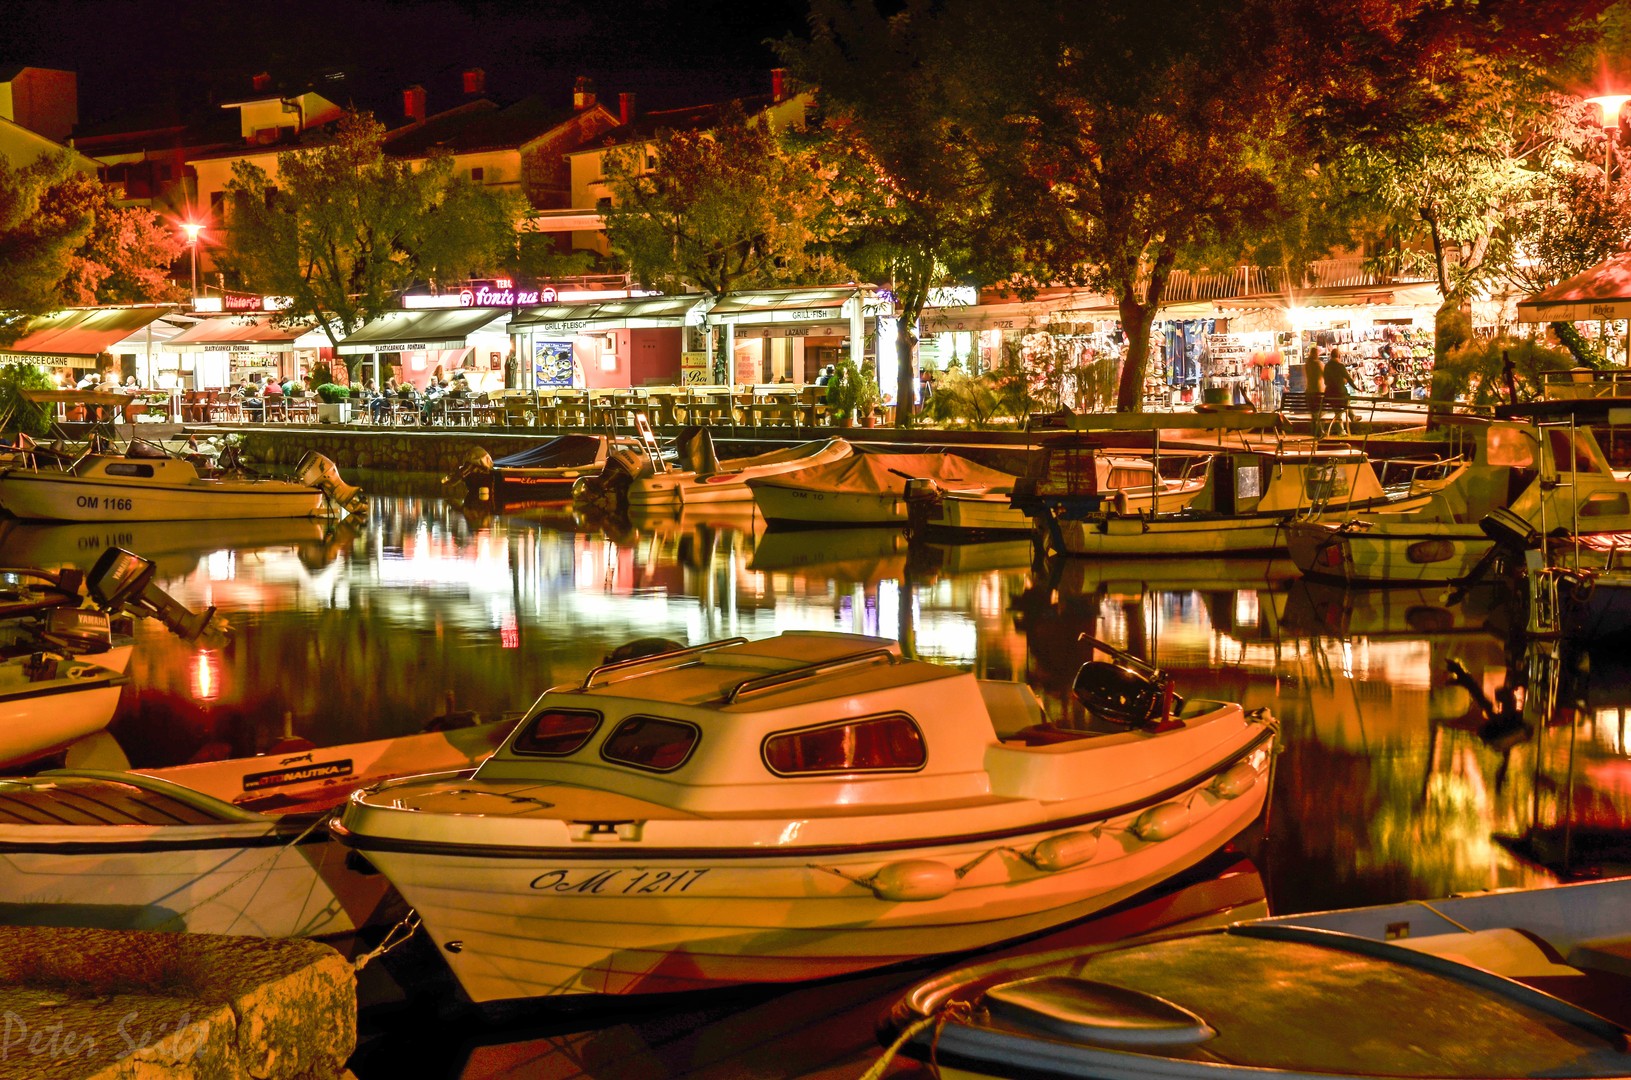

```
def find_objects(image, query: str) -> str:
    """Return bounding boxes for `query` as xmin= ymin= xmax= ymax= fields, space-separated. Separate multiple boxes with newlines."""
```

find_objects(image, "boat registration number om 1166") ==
xmin=77 ymin=496 xmax=134 ymax=511
xmin=530 ymin=868 xmax=711 ymax=894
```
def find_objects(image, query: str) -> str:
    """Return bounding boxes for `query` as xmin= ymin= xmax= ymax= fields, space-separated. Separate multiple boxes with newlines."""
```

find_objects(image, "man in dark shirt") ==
xmin=1323 ymin=348 xmax=1358 ymax=437
xmin=1303 ymin=347 xmax=1324 ymax=440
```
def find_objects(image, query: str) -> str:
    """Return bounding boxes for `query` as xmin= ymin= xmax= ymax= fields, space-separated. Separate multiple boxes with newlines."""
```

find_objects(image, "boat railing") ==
xmin=723 ymin=647 xmax=900 ymax=704
xmin=579 ymin=637 xmax=749 ymax=691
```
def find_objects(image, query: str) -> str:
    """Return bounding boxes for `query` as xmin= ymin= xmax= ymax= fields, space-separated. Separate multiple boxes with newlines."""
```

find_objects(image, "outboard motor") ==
xmin=1071 ymin=634 xmax=1183 ymax=729
xmin=295 ymin=451 xmax=368 ymax=517
xmin=903 ymin=476 xmax=944 ymax=534
xmin=572 ymin=447 xmax=647 ymax=513
xmin=86 ymin=547 xmax=224 ymax=644
xmin=445 ymin=447 xmax=495 ymax=502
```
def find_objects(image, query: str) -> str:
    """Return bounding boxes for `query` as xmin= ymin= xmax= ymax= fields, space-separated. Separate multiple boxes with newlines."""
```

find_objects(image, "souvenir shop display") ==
xmin=1307 ymin=326 xmax=1432 ymax=400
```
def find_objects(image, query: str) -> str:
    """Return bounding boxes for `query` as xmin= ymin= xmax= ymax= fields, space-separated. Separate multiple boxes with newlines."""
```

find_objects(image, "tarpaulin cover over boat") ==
xmin=753 ymin=452 xmax=1016 ymax=495
xmin=495 ymin=434 xmax=606 ymax=469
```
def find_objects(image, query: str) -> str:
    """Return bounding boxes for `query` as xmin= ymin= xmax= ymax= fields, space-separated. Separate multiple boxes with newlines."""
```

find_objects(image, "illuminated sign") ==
xmin=460 ymin=286 xmax=542 ymax=307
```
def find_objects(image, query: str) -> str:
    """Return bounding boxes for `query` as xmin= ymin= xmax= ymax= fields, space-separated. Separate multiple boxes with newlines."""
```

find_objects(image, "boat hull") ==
xmin=1285 ymin=521 xmax=1496 ymax=586
xmin=339 ymin=740 xmax=1272 ymax=1003
xmin=0 ymin=674 xmax=123 ymax=766
xmin=0 ymin=472 xmax=327 ymax=522
xmin=753 ymin=484 xmax=908 ymax=525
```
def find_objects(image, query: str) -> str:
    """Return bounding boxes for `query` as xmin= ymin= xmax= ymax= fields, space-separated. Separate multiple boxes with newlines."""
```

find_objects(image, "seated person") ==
xmin=239 ymin=382 xmax=265 ymax=420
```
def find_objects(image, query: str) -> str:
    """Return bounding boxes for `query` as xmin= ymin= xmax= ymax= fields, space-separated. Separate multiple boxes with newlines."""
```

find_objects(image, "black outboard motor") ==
xmin=1072 ymin=634 xmax=1183 ymax=729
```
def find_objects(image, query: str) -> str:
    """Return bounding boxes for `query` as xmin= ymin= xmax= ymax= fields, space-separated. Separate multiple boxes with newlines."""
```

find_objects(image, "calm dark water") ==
xmin=9 ymin=492 xmax=1627 ymax=1074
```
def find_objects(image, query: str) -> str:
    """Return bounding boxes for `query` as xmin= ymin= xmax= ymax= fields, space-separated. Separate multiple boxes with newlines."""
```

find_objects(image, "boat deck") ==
xmin=0 ymin=776 xmax=238 ymax=827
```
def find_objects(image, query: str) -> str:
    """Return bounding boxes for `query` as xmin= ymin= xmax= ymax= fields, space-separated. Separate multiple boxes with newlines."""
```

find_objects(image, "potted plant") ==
xmin=315 ymin=383 xmax=351 ymax=424
xmin=853 ymin=367 xmax=882 ymax=427
xmin=825 ymin=359 xmax=877 ymax=426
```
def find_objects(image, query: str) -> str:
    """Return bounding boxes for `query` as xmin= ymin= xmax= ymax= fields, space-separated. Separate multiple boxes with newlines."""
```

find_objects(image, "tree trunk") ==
xmin=1115 ymin=295 xmax=1155 ymax=412
xmin=895 ymin=321 xmax=918 ymax=428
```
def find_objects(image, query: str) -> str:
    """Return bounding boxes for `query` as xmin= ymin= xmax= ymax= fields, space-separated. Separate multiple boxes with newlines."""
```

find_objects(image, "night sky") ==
xmin=0 ymin=0 xmax=812 ymax=127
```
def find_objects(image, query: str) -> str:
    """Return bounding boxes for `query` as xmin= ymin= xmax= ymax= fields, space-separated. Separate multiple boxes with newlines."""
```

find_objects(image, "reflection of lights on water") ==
xmin=193 ymin=650 xmax=221 ymax=701
xmin=1341 ymin=640 xmax=1354 ymax=680
xmin=205 ymin=550 xmax=234 ymax=580
xmin=500 ymin=614 xmax=519 ymax=649
xmin=1234 ymin=590 xmax=1260 ymax=627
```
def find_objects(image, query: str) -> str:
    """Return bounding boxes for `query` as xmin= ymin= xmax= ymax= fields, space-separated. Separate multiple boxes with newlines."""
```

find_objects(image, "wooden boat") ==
xmin=576 ymin=428 xmax=854 ymax=512
xmin=452 ymin=434 xmax=625 ymax=504
xmin=1287 ymin=417 xmax=1631 ymax=586
xmin=0 ymin=719 xmax=516 ymax=938
xmin=0 ymin=444 xmax=365 ymax=522
xmin=751 ymin=452 xmax=1019 ymax=527
xmin=886 ymin=876 xmax=1631 ymax=1080
xmin=334 ymin=632 xmax=1278 ymax=1003
xmin=0 ymin=652 xmax=125 ymax=767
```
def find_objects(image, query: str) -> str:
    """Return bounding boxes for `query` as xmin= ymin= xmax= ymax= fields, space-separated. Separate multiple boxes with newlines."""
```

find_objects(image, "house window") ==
xmin=763 ymin=714 xmax=926 ymax=776
xmin=253 ymin=127 xmax=278 ymax=145
xmin=596 ymin=196 xmax=612 ymax=210
xmin=209 ymin=191 xmax=225 ymax=211
xmin=512 ymin=708 xmax=601 ymax=756
xmin=601 ymin=715 xmax=700 ymax=772
xmin=645 ymin=154 xmax=657 ymax=170
xmin=471 ymin=167 xmax=484 ymax=181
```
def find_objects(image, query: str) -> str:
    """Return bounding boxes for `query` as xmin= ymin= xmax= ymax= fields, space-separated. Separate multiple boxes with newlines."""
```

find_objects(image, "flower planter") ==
xmin=316 ymin=402 xmax=352 ymax=424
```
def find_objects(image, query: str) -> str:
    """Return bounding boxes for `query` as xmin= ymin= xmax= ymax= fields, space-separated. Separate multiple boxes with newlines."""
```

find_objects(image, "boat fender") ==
xmin=1209 ymin=762 xmax=1258 ymax=800
xmin=1024 ymin=830 xmax=1100 ymax=871
xmin=1131 ymin=802 xmax=1191 ymax=841
xmin=863 ymin=860 xmax=958 ymax=902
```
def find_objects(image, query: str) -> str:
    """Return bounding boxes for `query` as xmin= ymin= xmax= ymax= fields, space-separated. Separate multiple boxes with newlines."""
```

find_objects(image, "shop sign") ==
xmin=460 ymin=284 xmax=543 ymax=307
xmin=530 ymin=321 xmax=592 ymax=334
xmin=1591 ymin=303 xmax=1619 ymax=318
xmin=218 ymin=294 xmax=292 ymax=312
xmin=680 ymin=351 xmax=710 ymax=385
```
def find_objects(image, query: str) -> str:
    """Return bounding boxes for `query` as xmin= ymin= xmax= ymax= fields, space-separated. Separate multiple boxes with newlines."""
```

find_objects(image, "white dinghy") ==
xmin=0 ymin=441 xmax=366 ymax=522
xmin=335 ymin=632 xmax=1278 ymax=1003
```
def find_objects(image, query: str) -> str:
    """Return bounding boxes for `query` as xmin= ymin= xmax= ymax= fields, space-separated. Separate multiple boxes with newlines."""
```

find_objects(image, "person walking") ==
xmin=1323 ymin=347 xmax=1359 ymax=438
xmin=1302 ymin=346 xmax=1324 ymax=440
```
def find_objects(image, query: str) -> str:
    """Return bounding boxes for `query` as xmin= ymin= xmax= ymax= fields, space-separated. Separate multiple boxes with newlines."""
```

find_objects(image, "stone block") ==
xmin=0 ymin=927 xmax=354 ymax=1079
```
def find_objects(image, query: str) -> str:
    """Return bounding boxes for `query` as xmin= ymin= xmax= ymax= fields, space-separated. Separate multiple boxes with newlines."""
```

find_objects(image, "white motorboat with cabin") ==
xmin=1015 ymin=413 xmax=1449 ymax=558
xmin=751 ymin=452 xmax=1020 ymax=527
xmin=575 ymin=425 xmax=853 ymax=512
xmin=932 ymin=454 xmax=1206 ymax=535
xmin=0 ymin=441 xmax=366 ymax=522
xmin=334 ymin=632 xmax=1277 ymax=1003
xmin=0 ymin=718 xmax=516 ymax=938
xmin=886 ymin=876 xmax=1631 ymax=1080
xmin=1287 ymin=409 xmax=1631 ymax=586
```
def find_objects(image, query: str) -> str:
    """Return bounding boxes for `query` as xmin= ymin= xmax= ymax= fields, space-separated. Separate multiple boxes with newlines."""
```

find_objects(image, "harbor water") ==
xmin=9 ymin=488 xmax=1624 ymax=1075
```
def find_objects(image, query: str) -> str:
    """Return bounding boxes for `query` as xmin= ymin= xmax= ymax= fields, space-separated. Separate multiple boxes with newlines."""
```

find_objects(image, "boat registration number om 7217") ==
xmin=76 ymin=496 xmax=134 ymax=511
xmin=529 ymin=868 xmax=710 ymax=894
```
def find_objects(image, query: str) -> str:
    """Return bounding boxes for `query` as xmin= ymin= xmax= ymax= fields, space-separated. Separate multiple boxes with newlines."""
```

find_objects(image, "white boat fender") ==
xmin=1209 ymin=761 xmax=1259 ymax=800
xmin=1023 ymin=829 xmax=1101 ymax=871
xmin=1131 ymin=802 xmax=1191 ymax=842
xmin=812 ymin=859 xmax=958 ymax=901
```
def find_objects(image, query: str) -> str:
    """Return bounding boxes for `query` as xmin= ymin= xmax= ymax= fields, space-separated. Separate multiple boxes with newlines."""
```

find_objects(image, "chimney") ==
xmin=251 ymin=72 xmax=272 ymax=93
xmin=771 ymin=67 xmax=786 ymax=103
xmin=462 ymin=67 xmax=485 ymax=96
xmin=573 ymin=76 xmax=596 ymax=112
xmin=618 ymin=92 xmax=635 ymax=125
xmin=403 ymin=84 xmax=426 ymax=123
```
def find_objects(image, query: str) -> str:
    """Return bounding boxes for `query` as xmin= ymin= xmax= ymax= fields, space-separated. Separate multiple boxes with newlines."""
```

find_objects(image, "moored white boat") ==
xmin=1288 ymin=417 xmax=1631 ymax=586
xmin=751 ymin=452 xmax=1019 ymax=527
xmin=0 ymin=719 xmax=516 ymax=938
xmin=453 ymin=433 xmax=627 ymax=504
xmin=575 ymin=429 xmax=854 ymax=511
xmin=0 ymin=652 xmax=125 ymax=766
xmin=0 ymin=446 xmax=365 ymax=522
xmin=335 ymin=632 xmax=1277 ymax=1003
xmin=886 ymin=877 xmax=1631 ymax=1080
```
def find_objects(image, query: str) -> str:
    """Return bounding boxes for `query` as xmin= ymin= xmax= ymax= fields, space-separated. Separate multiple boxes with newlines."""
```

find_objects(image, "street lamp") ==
xmin=1585 ymin=94 xmax=1631 ymax=191
xmin=181 ymin=222 xmax=203 ymax=306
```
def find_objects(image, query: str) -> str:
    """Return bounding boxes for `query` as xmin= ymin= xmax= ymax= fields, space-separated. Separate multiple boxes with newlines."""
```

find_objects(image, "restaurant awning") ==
xmin=509 ymin=295 xmax=702 ymax=334
xmin=708 ymin=286 xmax=884 ymax=326
xmin=166 ymin=316 xmax=328 ymax=353
xmin=0 ymin=307 xmax=177 ymax=362
xmin=1515 ymin=252 xmax=1631 ymax=322
xmin=922 ymin=292 xmax=1121 ymax=334
xmin=336 ymin=309 xmax=510 ymax=355
xmin=1213 ymin=282 xmax=1442 ymax=317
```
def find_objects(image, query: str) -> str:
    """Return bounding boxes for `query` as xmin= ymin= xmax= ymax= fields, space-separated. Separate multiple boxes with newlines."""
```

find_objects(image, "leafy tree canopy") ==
xmin=41 ymin=172 xmax=184 ymax=306
xmin=0 ymin=156 xmax=95 ymax=344
xmin=218 ymin=111 xmax=519 ymax=348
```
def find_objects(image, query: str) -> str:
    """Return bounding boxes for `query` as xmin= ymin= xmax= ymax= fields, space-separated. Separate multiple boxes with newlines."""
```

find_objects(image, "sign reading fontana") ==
xmin=459 ymin=283 xmax=559 ymax=308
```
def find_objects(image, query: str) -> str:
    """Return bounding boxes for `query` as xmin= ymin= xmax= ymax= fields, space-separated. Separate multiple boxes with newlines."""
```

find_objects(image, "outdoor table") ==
xmin=647 ymin=389 xmax=684 ymax=426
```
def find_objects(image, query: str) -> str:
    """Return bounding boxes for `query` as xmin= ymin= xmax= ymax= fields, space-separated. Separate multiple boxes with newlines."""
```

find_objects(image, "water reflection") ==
xmin=2 ymin=494 xmax=1626 ymax=917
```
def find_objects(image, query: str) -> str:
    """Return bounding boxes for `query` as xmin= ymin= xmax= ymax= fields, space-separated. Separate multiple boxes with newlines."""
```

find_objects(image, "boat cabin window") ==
xmin=762 ymin=713 xmax=926 ymax=776
xmin=1546 ymin=428 xmax=1604 ymax=473
xmin=102 ymin=463 xmax=155 ymax=478
xmin=601 ymin=715 xmax=700 ymax=772
xmin=1485 ymin=427 xmax=1536 ymax=469
xmin=512 ymin=708 xmax=602 ymax=756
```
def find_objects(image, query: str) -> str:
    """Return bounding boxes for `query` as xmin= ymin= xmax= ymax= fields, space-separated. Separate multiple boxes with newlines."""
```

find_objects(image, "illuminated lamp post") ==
xmin=1585 ymin=94 xmax=1631 ymax=192
xmin=181 ymin=222 xmax=203 ymax=306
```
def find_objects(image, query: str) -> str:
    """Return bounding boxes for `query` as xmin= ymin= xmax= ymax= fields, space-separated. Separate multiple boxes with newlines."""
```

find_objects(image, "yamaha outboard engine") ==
xmin=295 ymin=451 xmax=368 ymax=517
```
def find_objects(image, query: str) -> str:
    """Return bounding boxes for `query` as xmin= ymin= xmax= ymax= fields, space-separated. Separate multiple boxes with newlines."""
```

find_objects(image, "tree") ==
xmin=602 ymin=105 xmax=841 ymax=382
xmin=0 ymin=155 xmax=96 ymax=344
xmin=785 ymin=0 xmax=997 ymax=426
xmin=218 ymin=111 xmax=518 ymax=348
xmin=38 ymin=172 xmax=184 ymax=305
